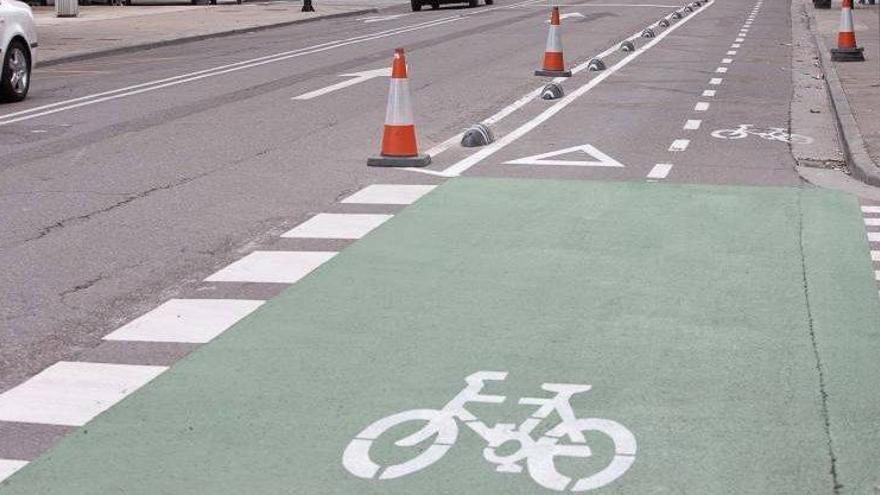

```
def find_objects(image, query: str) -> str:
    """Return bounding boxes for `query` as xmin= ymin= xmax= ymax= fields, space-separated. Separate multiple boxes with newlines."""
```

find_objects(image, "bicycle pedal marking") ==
xmin=341 ymin=371 xmax=637 ymax=492
xmin=710 ymin=124 xmax=813 ymax=144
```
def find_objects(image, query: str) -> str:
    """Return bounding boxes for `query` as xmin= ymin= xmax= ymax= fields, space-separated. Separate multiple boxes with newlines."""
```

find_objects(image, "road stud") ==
xmin=368 ymin=48 xmax=431 ymax=167
xmin=535 ymin=7 xmax=572 ymax=77
xmin=831 ymin=0 xmax=865 ymax=61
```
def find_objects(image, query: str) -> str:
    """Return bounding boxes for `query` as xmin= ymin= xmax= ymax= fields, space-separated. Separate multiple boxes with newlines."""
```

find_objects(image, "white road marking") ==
xmin=0 ymin=362 xmax=166 ymax=426
xmin=293 ymin=68 xmax=390 ymax=100
xmin=684 ymin=119 xmax=702 ymax=130
xmin=865 ymin=218 xmax=880 ymax=227
xmin=647 ymin=163 xmax=673 ymax=179
xmin=0 ymin=0 xmax=543 ymax=127
xmin=342 ymin=184 xmax=436 ymax=204
xmin=694 ymin=102 xmax=710 ymax=111
xmin=0 ymin=460 xmax=28 ymax=483
xmin=731 ymin=43 xmax=741 ymax=48
xmin=669 ymin=139 xmax=690 ymax=152
xmin=103 ymin=299 xmax=264 ymax=343
xmin=281 ymin=213 xmax=393 ymax=239
xmin=872 ymin=251 xmax=880 ymax=261
xmin=727 ymin=50 xmax=737 ymax=55
xmin=722 ymin=58 xmax=733 ymax=64
xmin=867 ymin=232 xmax=880 ymax=242
xmin=432 ymin=1 xmax=713 ymax=177
xmin=735 ymin=37 xmax=745 ymax=42
xmin=715 ymin=67 xmax=729 ymax=73
xmin=710 ymin=77 xmax=723 ymax=85
xmin=546 ymin=12 xmax=585 ymax=22
xmin=875 ymin=270 xmax=880 ymax=281
xmin=205 ymin=251 xmax=337 ymax=284
xmin=861 ymin=206 xmax=880 ymax=214
xmin=357 ymin=13 xmax=410 ymax=23
xmin=702 ymin=89 xmax=716 ymax=97
xmin=504 ymin=144 xmax=625 ymax=167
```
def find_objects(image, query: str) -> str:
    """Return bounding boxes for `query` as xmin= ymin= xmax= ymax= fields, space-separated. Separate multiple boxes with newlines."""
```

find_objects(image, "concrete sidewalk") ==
xmin=812 ymin=1 xmax=880 ymax=184
xmin=33 ymin=0 xmax=402 ymax=65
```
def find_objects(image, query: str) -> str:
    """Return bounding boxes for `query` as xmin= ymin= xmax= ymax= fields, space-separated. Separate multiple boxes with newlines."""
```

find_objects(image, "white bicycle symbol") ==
xmin=342 ymin=371 xmax=636 ymax=492
xmin=711 ymin=124 xmax=813 ymax=144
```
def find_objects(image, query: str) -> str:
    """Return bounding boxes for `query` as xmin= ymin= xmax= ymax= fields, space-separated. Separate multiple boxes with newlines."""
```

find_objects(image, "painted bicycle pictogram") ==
xmin=711 ymin=124 xmax=813 ymax=144
xmin=342 ymin=371 xmax=637 ymax=492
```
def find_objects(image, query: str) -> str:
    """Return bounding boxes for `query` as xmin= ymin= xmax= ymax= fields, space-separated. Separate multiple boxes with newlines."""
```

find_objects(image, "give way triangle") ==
xmin=504 ymin=144 xmax=625 ymax=167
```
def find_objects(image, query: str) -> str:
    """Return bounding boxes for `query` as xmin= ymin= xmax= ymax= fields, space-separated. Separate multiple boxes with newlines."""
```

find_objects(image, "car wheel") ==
xmin=485 ymin=0 xmax=493 ymax=4
xmin=431 ymin=0 xmax=439 ymax=8
xmin=411 ymin=0 xmax=422 ymax=10
xmin=0 ymin=40 xmax=30 ymax=103
xmin=468 ymin=0 xmax=478 ymax=7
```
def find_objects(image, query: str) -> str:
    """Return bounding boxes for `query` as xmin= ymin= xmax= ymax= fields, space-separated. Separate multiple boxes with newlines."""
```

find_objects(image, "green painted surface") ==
xmin=2 ymin=178 xmax=878 ymax=494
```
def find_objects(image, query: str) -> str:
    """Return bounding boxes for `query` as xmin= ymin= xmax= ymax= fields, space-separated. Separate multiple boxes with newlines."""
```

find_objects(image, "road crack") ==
xmin=795 ymin=189 xmax=841 ymax=494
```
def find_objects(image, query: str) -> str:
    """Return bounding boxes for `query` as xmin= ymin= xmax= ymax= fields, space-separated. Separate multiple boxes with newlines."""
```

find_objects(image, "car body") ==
xmin=0 ymin=0 xmax=37 ymax=102
xmin=411 ymin=0 xmax=492 ymax=12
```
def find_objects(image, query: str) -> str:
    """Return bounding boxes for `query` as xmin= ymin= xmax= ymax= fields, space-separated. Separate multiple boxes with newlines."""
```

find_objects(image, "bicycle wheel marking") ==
xmin=710 ymin=124 xmax=813 ymax=144
xmin=341 ymin=371 xmax=637 ymax=492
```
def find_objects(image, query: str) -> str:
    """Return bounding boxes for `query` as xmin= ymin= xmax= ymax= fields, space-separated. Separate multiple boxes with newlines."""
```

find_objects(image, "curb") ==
xmin=37 ymin=7 xmax=378 ymax=67
xmin=803 ymin=0 xmax=880 ymax=187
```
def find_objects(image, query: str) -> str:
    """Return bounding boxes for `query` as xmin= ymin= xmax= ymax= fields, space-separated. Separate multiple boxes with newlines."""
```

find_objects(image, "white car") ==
xmin=0 ymin=0 xmax=36 ymax=102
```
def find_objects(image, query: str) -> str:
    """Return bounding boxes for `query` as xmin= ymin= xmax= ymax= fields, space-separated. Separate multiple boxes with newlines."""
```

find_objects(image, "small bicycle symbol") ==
xmin=711 ymin=124 xmax=813 ymax=144
xmin=342 ymin=371 xmax=637 ymax=492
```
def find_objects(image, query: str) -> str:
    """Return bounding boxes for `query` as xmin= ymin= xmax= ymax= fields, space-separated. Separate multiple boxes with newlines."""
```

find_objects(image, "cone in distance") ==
xmin=830 ymin=0 xmax=864 ymax=61
xmin=535 ymin=7 xmax=572 ymax=77
xmin=368 ymin=48 xmax=431 ymax=167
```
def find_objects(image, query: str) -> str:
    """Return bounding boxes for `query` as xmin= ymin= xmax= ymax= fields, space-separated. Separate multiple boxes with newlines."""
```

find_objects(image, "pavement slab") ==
xmin=2 ymin=177 xmax=878 ymax=493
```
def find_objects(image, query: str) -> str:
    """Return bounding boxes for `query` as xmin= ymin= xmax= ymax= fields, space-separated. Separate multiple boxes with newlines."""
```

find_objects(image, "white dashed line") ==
xmin=684 ymin=119 xmax=702 ymax=130
xmin=710 ymin=77 xmax=723 ymax=84
xmin=722 ymin=58 xmax=733 ymax=64
xmin=205 ymin=251 xmax=337 ymax=284
xmin=861 ymin=206 xmax=880 ymax=213
xmin=647 ymin=163 xmax=673 ymax=179
xmin=669 ymin=139 xmax=690 ymax=152
xmin=873 ymin=251 xmax=880 ymax=261
xmin=342 ymin=184 xmax=436 ymax=204
xmin=104 ymin=299 xmax=265 ymax=344
xmin=727 ymin=50 xmax=737 ymax=55
xmin=0 ymin=460 xmax=28 ymax=483
xmin=0 ymin=362 xmax=167 ymax=426
xmin=702 ymin=89 xmax=716 ymax=97
xmin=694 ymin=102 xmax=710 ymax=111
xmin=716 ymin=67 xmax=729 ymax=73
xmin=281 ymin=213 xmax=393 ymax=239
xmin=865 ymin=218 xmax=880 ymax=226
xmin=868 ymin=232 xmax=880 ymax=242
xmin=731 ymin=43 xmax=741 ymax=48
xmin=735 ymin=37 xmax=745 ymax=42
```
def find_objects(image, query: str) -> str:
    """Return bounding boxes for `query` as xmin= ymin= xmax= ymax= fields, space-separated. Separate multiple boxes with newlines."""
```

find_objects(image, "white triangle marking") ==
xmin=504 ymin=144 xmax=625 ymax=167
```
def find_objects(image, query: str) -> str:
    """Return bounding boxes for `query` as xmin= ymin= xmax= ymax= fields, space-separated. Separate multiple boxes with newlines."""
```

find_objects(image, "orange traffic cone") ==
xmin=535 ymin=7 xmax=572 ymax=77
xmin=367 ymin=48 xmax=431 ymax=167
xmin=831 ymin=0 xmax=864 ymax=61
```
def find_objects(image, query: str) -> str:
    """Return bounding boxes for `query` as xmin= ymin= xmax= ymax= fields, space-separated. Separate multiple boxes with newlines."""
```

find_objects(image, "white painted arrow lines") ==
xmin=504 ymin=144 xmax=625 ymax=167
xmin=357 ymin=13 xmax=410 ymax=23
xmin=546 ymin=12 xmax=586 ymax=22
xmin=293 ymin=68 xmax=391 ymax=100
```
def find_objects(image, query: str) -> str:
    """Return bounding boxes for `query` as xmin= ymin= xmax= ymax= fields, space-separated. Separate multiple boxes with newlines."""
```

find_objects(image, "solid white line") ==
xmin=694 ymin=101 xmax=710 ymax=111
xmin=647 ymin=163 xmax=673 ymax=179
xmin=669 ymin=139 xmax=690 ymax=151
xmin=1 ymin=0 xmax=543 ymax=126
xmin=861 ymin=206 xmax=880 ymax=214
xmin=709 ymin=77 xmax=723 ymax=85
xmin=701 ymin=89 xmax=716 ymax=97
xmin=684 ymin=119 xmax=701 ymax=130
xmin=436 ymin=1 xmax=713 ymax=177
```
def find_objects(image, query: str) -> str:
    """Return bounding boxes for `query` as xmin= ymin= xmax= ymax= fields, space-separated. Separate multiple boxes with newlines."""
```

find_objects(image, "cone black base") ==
xmin=367 ymin=154 xmax=432 ymax=167
xmin=831 ymin=47 xmax=865 ymax=62
xmin=534 ymin=70 xmax=572 ymax=77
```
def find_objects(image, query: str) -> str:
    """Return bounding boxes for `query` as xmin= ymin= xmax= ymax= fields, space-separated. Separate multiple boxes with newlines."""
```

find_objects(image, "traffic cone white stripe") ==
xmin=384 ymin=79 xmax=414 ymax=126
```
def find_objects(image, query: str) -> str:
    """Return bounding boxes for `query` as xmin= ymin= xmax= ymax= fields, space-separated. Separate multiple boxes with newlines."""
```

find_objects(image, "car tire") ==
xmin=468 ymin=0 xmax=478 ymax=7
xmin=431 ymin=0 xmax=439 ymax=8
xmin=485 ymin=0 xmax=493 ymax=4
xmin=0 ymin=40 xmax=31 ymax=103
xmin=411 ymin=0 xmax=422 ymax=10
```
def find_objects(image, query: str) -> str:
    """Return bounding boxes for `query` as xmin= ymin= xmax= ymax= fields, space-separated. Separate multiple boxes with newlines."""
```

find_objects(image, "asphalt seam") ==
xmin=796 ymin=189 xmax=841 ymax=494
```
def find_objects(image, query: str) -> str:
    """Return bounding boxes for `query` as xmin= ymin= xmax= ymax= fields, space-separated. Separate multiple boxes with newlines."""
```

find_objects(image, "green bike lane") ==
xmin=2 ymin=178 xmax=879 ymax=493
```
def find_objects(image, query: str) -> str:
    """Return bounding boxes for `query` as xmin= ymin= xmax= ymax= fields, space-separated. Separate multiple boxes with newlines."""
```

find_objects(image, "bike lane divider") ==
xmin=2 ymin=178 xmax=879 ymax=493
